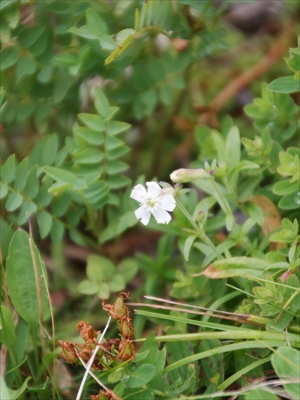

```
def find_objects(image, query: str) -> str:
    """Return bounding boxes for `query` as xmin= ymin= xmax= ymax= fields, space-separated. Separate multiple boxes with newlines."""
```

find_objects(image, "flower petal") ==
xmin=159 ymin=195 xmax=176 ymax=211
xmin=131 ymin=184 xmax=147 ymax=202
xmin=152 ymin=208 xmax=172 ymax=224
xmin=146 ymin=182 xmax=161 ymax=198
xmin=135 ymin=206 xmax=151 ymax=225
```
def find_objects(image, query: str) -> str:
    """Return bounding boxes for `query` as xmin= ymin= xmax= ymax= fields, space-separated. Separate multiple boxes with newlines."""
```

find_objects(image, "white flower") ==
xmin=130 ymin=182 xmax=176 ymax=225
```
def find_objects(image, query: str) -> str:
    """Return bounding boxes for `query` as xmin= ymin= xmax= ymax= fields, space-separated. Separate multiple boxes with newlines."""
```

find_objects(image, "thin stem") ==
xmin=210 ymin=178 xmax=232 ymax=217
xmin=201 ymin=234 xmax=223 ymax=260
xmin=176 ymin=198 xmax=199 ymax=231
xmin=75 ymin=350 xmax=122 ymax=400
xmin=76 ymin=316 xmax=111 ymax=400
xmin=210 ymin=178 xmax=252 ymax=251
xmin=176 ymin=198 xmax=223 ymax=260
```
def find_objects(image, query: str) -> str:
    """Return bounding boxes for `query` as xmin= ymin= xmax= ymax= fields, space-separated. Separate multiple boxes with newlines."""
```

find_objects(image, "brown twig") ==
xmin=194 ymin=17 xmax=297 ymax=127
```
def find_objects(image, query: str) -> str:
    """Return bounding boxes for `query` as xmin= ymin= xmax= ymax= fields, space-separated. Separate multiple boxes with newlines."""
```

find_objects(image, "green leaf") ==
xmin=272 ymin=347 xmax=300 ymax=399
xmin=159 ymin=84 xmax=172 ymax=105
xmin=1 ymin=154 xmax=15 ymax=183
xmin=52 ymin=53 xmax=77 ymax=67
xmin=202 ymin=257 xmax=272 ymax=279
xmin=107 ymin=121 xmax=130 ymax=135
xmin=22 ymin=167 xmax=39 ymax=198
xmin=41 ymin=134 xmax=59 ymax=166
xmin=50 ymin=219 xmax=64 ymax=244
xmin=99 ymin=210 xmax=136 ymax=243
xmin=0 ymin=1 xmax=17 ymax=11
xmin=267 ymin=76 xmax=300 ymax=93
xmin=0 ymin=305 xmax=16 ymax=354
xmin=117 ymin=258 xmax=138 ymax=283
xmin=5 ymin=192 xmax=22 ymax=212
xmin=35 ymin=178 xmax=53 ymax=207
xmin=126 ymin=364 xmax=156 ymax=388
xmin=0 ymin=376 xmax=10 ymax=400
xmin=78 ymin=113 xmax=105 ymax=132
xmin=225 ymin=126 xmax=240 ymax=172
xmin=17 ymin=201 xmax=37 ymax=225
xmin=68 ymin=25 xmax=98 ymax=39
xmin=73 ymin=148 xmax=103 ymax=164
xmin=199 ymin=340 xmax=223 ymax=394
xmin=108 ymin=274 xmax=125 ymax=292
xmin=106 ymin=175 xmax=130 ymax=189
xmin=166 ymin=327 xmax=197 ymax=395
xmin=104 ymin=29 xmax=135 ymax=65
xmin=74 ymin=126 xmax=104 ymax=145
xmin=6 ymin=229 xmax=48 ymax=326
xmin=212 ymin=131 xmax=226 ymax=163
xmin=43 ymin=166 xmax=77 ymax=185
xmin=51 ymin=192 xmax=71 ymax=217
xmin=86 ymin=255 xmax=114 ymax=284
xmin=246 ymin=388 xmax=279 ymax=400
xmin=0 ymin=376 xmax=31 ymax=400
xmin=244 ymin=203 xmax=264 ymax=227
xmin=0 ymin=46 xmax=18 ymax=70
xmin=86 ymin=8 xmax=108 ymax=36
xmin=278 ymin=192 xmax=300 ymax=210
xmin=53 ymin=67 xmax=73 ymax=104
xmin=15 ymin=56 xmax=37 ymax=82
xmin=18 ymin=25 xmax=45 ymax=48
xmin=97 ymin=282 xmax=110 ymax=299
xmin=184 ymin=235 xmax=197 ymax=262
xmin=106 ymin=135 xmax=123 ymax=150
xmin=14 ymin=158 xmax=28 ymax=191
xmin=36 ymin=65 xmax=53 ymax=83
xmin=273 ymin=179 xmax=298 ymax=196
xmin=106 ymin=160 xmax=129 ymax=174
xmin=107 ymin=145 xmax=130 ymax=160
xmin=77 ymin=280 xmax=99 ymax=295
xmin=94 ymin=86 xmax=110 ymax=118
xmin=136 ymin=332 xmax=166 ymax=387
xmin=37 ymin=211 xmax=52 ymax=239
xmin=0 ymin=182 xmax=8 ymax=199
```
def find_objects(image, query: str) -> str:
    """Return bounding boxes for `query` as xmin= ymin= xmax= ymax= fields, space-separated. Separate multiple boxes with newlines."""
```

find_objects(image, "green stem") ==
xmin=201 ymin=235 xmax=223 ymax=260
xmin=210 ymin=178 xmax=252 ymax=251
xmin=210 ymin=178 xmax=232 ymax=217
xmin=176 ymin=198 xmax=223 ymax=260
xmin=176 ymin=198 xmax=198 ymax=231
xmin=135 ymin=26 xmax=171 ymax=39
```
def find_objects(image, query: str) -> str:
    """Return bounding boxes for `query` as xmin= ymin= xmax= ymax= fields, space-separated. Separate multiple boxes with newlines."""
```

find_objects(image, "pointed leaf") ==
xmin=272 ymin=347 xmax=300 ymax=399
xmin=1 ymin=154 xmax=15 ymax=183
xmin=6 ymin=229 xmax=48 ymax=326
xmin=202 ymin=257 xmax=272 ymax=279
xmin=5 ymin=192 xmax=22 ymax=212
xmin=78 ymin=113 xmax=105 ymax=131
xmin=94 ymin=86 xmax=110 ymax=118
xmin=37 ymin=211 xmax=53 ymax=239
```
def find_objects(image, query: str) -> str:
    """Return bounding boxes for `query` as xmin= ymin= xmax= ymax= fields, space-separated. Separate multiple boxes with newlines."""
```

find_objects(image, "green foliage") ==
xmin=77 ymin=255 xmax=138 ymax=299
xmin=1 ymin=87 xmax=132 ymax=245
xmin=0 ymin=1 xmax=299 ymax=399
xmin=271 ymin=346 xmax=300 ymax=399
xmin=268 ymin=36 xmax=300 ymax=93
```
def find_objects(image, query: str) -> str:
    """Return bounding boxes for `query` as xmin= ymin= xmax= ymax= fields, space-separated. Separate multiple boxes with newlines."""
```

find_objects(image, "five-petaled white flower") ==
xmin=130 ymin=182 xmax=176 ymax=225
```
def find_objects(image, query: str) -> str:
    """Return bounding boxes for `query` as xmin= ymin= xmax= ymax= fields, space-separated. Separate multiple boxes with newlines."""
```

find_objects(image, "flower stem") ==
xmin=176 ymin=198 xmax=198 ymax=231
xmin=210 ymin=177 xmax=252 ymax=251
xmin=210 ymin=178 xmax=232 ymax=217
xmin=176 ymin=198 xmax=223 ymax=260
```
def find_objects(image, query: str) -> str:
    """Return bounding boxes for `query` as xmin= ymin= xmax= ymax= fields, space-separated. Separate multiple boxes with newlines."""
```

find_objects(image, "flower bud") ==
xmin=196 ymin=210 xmax=205 ymax=224
xmin=170 ymin=168 xmax=208 ymax=183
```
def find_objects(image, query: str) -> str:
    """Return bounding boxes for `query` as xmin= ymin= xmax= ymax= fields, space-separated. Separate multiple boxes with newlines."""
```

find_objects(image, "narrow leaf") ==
xmin=6 ymin=229 xmax=48 ymax=326
xmin=201 ymin=257 xmax=272 ymax=279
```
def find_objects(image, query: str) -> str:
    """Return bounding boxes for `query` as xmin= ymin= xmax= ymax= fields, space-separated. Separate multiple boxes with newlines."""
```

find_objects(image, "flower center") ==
xmin=145 ymin=197 xmax=160 ymax=210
